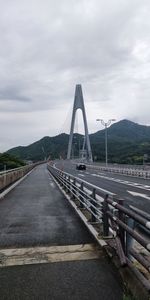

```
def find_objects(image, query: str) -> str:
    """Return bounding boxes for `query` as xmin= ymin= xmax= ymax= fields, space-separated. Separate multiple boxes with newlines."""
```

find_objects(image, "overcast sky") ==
xmin=0 ymin=0 xmax=150 ymax=151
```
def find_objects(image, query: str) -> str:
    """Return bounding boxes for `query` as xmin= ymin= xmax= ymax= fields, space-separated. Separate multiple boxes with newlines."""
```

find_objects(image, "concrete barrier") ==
xmin=0 ymin=162 xmax=46 ymax=192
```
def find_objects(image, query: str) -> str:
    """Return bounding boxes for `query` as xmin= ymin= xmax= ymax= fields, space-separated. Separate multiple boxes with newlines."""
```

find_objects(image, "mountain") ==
xmin=7 ymin=119 xmax=150 ymax=164
xmin=7 ymin=134 xmax=69 ymax=162
xmin=90 ymin=119 xmax=150 ymax=163
xmin=91 ymin=119 xmax=150 ymax=142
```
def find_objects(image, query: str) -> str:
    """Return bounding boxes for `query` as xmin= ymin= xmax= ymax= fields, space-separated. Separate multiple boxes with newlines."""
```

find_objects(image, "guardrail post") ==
xmin=59 ymin=171 xmax=63 ymax=186
xmin=126 ymin=217 xmax=135 ymax=260
xmin=65 ymin=174 xmax=68 ymax=191
xmin=60 ymin=173 xmax=65 ymax=189
xmin=79 ymin=182 xmax=84 ymax=208
xmin=71 ymin=178 xmax=76 ymax=200
xmin=65 ymin=176 xmax=70 ymax=193
xmin=90 ymin=188 xmax=97 ymax=223
xmin=118 ymin=199 xmax=125 ymax=251
xmin=102 ymin=194 xmax=109 ymax=236
xmin=62 ymin=173 xmax=65 ymax=189
xmin=67 ymin=176 xmax=71 ymax=193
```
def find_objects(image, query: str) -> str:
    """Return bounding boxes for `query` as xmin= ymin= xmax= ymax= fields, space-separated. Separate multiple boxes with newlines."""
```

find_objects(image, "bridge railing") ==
xmin=47 ymin=164 xmax=150 ymax=291
xmin=86 ymin=164 xmax=150 ymax=179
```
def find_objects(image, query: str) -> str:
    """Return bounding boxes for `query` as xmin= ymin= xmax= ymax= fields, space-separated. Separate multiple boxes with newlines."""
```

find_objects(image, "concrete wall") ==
xmin=0 ymin=163 xmax=41 ymax=192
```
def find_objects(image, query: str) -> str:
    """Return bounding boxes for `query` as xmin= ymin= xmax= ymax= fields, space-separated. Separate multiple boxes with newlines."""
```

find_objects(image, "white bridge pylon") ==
xmin=67 ymin=84 xmax=93 ymax=162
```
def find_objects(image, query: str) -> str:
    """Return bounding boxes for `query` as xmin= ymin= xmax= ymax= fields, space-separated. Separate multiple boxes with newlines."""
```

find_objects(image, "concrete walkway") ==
xmin=0 ymin=164 xmax=123 ymax=300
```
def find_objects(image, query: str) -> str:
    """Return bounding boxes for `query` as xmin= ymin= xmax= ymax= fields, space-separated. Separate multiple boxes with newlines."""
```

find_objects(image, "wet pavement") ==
xmin=0 ymin=259 xmax=123 ymax=300
xmin=0 ymin=164 xmax=123 ymax=300
xmin=0 ymin=164 xmax=92 ymax=248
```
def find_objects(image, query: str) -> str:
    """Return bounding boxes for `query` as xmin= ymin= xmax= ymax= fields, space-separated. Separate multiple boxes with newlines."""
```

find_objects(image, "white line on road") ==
xmin=91 ymin=174 xmax=99 ymax=176
xmin=90 ymin=173 xmax=150 ymax=192
xmin=127 ymin=190 xmax=150 ymax=200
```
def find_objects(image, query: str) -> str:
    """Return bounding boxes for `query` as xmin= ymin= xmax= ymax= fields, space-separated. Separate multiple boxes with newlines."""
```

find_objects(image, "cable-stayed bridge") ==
xmin=0 ymin=86 xmax=150 ymax=300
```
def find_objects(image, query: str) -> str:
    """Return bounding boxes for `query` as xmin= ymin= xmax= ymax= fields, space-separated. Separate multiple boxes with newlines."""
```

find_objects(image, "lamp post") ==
xmin=96 ymin=119 xmax=116 ymax=167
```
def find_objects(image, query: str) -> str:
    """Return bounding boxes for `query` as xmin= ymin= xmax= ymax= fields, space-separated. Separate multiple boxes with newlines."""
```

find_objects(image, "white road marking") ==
xmin=98 ymin=172 xmax=106 ymax=175
xmin=127 ymin=191 xmax=150 ymax=200
xmin=90 ymin=173 xmax=150 ymax=192
xmin=78 ymin=174 xmax=85 ymax=177
xmin=73 ymin=175 xmax=114 ymax=195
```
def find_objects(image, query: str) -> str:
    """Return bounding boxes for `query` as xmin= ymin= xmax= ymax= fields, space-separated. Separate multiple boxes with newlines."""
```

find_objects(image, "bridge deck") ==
xmin=0 ymin=164 xmax=123 ymax=300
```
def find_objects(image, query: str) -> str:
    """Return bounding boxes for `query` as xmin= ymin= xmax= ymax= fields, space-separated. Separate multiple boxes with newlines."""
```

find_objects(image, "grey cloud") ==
xmin=0 ymin=85 xmax=31 ymax=102
xmin=0 ymin=0 xmax=150 ymax=149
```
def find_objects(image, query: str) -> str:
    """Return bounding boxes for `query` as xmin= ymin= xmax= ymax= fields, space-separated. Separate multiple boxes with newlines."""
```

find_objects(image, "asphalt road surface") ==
xmin=0 ymin=259 xmax=123 ymax=300
xmin=0 ymin=164 xmax=123 ymax=300
xmin=55 ymin=160 xmax=150 ymax=214
xmin=0 ymin=164 xmax=93 ymax=248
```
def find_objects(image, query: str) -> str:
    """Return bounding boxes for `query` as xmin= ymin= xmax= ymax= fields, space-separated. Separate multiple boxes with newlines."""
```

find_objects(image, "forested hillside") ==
xmin=7 ymin=120 xmax=150 ymax=164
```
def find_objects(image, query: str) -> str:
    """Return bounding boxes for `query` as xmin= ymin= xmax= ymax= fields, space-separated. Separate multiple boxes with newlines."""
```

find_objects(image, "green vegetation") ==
xmin=6 ymin=120 xmax=150 ymax=164
xmin=0 ymin=153 xmax=25 ymax=171
xmin=123 ymin=295 xmax=135 ymax=300
xmin=7 ymin=134 xmax=69 ymax=162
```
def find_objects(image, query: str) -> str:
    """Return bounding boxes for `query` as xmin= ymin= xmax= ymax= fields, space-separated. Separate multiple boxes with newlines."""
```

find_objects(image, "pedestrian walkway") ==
xmin=0 ymin=164 xmax=123 ymax=300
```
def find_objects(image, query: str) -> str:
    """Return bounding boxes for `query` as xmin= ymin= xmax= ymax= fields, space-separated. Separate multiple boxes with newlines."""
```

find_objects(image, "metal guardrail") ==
xmin=86 ymin=164 xmax=150 ymax=179
xmin=87 ymin=162 xmax=150 ymax=170
xmin=47 ymin=164 xmax=150 ymax=291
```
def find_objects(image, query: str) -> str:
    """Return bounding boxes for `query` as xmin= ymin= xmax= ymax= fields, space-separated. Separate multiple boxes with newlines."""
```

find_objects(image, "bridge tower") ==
xmin=67 ymin=84 xmax=93 ymax=162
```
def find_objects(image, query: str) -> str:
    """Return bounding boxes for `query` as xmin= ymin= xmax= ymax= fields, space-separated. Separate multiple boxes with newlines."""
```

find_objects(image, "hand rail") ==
xmin=47 ymin=163 xmax=150 ymax=290
xmin=86 ymin=164 xmax=150 ymax=179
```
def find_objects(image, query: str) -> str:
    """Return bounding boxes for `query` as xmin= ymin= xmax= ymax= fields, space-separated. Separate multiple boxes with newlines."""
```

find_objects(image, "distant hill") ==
xmin=90 ymin=119 xmax=150 ymax=163
xmin=7 ymin=134 xmax=69 ymax=162
xmin=7 ymin=119 xmax=150 ymax=164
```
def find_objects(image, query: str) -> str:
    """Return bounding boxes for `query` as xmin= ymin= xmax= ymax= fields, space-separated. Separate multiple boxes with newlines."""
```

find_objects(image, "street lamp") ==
xmin=96 ymin=119 xmax=116 ymax=167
